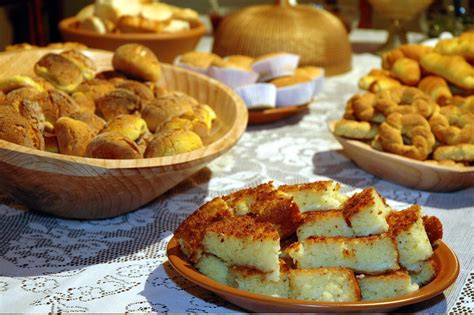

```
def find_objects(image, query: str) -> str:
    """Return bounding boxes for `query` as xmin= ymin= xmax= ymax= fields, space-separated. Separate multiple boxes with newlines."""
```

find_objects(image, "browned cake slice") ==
xmin=297 ymin=210 xmax=354 ymax=240
xmin=195 ymin=253 xmax=230 ymax=285
xmin=388 ymin=205 xmax=433 ymax=271
xmin=358 ymin=270 xmax=419 ymax=300
xmin=202 ymin=215 xmax=281 ymax=281
xmin=289 ymin=267 xmax=361 ymax=302
xmin=342 ymin=187 xmax=392 ymax=236
xmin=223 ymin=181 xmax=275 ymax=215
xmin=279 ymin=181 xmax=348 ymax=213
xmin=175 ymin=197 xmax=233 ymax=262
xmin=409 ymin=257 xmax=438 ymax=286
xmin=286 ymin=234 xmax=399 ymax=274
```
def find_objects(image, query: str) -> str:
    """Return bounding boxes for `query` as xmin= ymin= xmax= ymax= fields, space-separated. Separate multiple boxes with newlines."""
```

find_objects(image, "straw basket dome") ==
xmin=212 ymin=0 xmax=352 ymax=76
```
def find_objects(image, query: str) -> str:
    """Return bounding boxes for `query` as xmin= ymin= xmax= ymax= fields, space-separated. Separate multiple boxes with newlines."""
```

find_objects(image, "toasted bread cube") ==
xmin=289 ymin=268 xmax=361 ymax=302
xmin=203 ymin=216 xmax=281 ymax=281
xmin=175 ymin=197 xmax=233 ymax=262
xmin=388 ymin=205 xmax=433 ymax=271
xmin=297 ymin=210 xmax=354 ymax=240
xmin=358 ymin=270 xmax=419 ymax=300
xmin=195 ymin=253 xmax=229 ymax=285
xmin=224 ymin=182 xmax=275 ymax=215
xmin=342 ymin=187 xmax=392 ymax=236
xmin=287 ymin=234 xmax=399 ymax=274
xmin=410 ymin=257 xmax=438 ymax=286
xmin=279 ymin=181 xmax=348 ymax=212
xmin=229 ymin=260 xmax=289 ymax=298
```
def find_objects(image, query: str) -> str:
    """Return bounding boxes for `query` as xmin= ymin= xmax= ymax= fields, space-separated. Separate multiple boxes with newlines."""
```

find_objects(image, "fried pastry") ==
xmin=417 ymin=75 xmax=452 ymax=105
xmin=429 ymin=106 xmax=474 ymax=145
xmin=433 ymin=144 xmax=474 ymax=162
xmin=334 ymin=119 xmax=378 ymax=140
xmin=434 ymin=36 xmax=474 ymax=61
xmin=398 ymin=44 xmax=433 ymax=62
xmin=112 ymin=44 xmax=161 ymax=82
xmin=420 ymin=52 xmax=474 ymax=90
xmin=391 ymin=57 xmax=420 ymax=86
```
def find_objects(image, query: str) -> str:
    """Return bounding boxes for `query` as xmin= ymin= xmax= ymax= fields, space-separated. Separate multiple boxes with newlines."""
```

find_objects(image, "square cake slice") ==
xmin=202 ymin=215 xmax=281 ymax=281
xmin=409 ymin=257 xmax=438 ymax=286
xmin=388 ymin=205 xmax=433 ymax=271
xmin=288 ymin=267 xmax=361 ymax=302
xmin=223 ymin=182 xmax=275 ymax=215
xmin=342 ymin=187 xmax=392 ymax=236
xmin=297 ymin=210 xmax=354 ymax=240
xmin=195 ymin=253 xmax=230 ymax=285
xmin=279 ymin=181 xmax=348 ymax=213
xmin=358 ymin=270 xmax=419 ymax=300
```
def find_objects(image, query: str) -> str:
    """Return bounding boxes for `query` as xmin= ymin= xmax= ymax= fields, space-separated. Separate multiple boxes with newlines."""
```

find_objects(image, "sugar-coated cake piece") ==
xmin=279 ymin=181 xmax=348 ymax=213
xmin=342 ymin=187 xmax=392 ymax=236
xmin=202 ymin=215 xmax=281 ymax=281
xmin=289 ymin=267 xmax=361 ymax=302
xmin=286 ymin=234 xmax=399 ymax=274
xmin=229 ymin=260 xmax=289 ymax=298
xmin=387 ymin=205 xmax=433 ymax=271
xmin=357 ymin=270 xmax=419 ymax=300
xmin=410 ymin=258 xmax=438 ymax=286
xmin=297 ymin=210 xmax=353 ymax=240
xmin=175 ymin=197 xmax=233 ymax=262
xmin=195 ymin=253 xmax=230 ymax=285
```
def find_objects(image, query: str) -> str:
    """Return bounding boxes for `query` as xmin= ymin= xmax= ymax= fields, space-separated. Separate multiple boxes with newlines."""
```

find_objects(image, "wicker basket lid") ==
xmin=212 ymin=0 xmax=352 ymax=76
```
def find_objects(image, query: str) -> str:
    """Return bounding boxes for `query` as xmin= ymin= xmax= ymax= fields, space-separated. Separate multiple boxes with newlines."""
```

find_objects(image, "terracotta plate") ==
xmin=248 ymin=104 xmax=309 ymax=125
xmin=328 ymin=120 xmax=474 ymax=192
xmin=167 ymin=237 xmax=459 ymax=313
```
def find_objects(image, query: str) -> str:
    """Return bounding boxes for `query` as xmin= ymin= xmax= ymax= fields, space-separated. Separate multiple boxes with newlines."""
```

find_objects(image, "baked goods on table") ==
xmin=174 ymin=180 xmax=443 ymax=302
xmin=74 ymin=0 xmax=200 ymax=35
xmin=0 ymin=44 xmax=217 ymax=159
xmin=334 ymin=32 xmax=474 ymax=167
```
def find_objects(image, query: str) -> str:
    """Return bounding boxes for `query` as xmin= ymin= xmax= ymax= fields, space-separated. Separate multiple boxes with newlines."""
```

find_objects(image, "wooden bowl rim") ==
xmin=59 ymin=16 xmax=207 ymax=40
xmin=328 ymin=120 xmax=474 ymax=173
xmin=0 ymin=50 xmax=248 ymax=170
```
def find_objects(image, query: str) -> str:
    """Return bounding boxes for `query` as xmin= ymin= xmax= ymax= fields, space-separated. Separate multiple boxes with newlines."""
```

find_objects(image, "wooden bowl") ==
xmin=0 ymin=49 xmax=248 ymax=219
xmin=328 ymin=121 xmax=474 ymax=192
xmin=59 ymin=17 xmax=206 ymax=63
xmin=212 ymin=0 xmax=352 ymax=76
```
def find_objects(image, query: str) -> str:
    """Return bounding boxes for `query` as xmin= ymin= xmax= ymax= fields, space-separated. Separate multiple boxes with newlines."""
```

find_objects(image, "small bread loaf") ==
xmin=55 ymin=117 xmax=94 ymax=157
xmin=112 ymin=44 xmax=161 ymax=82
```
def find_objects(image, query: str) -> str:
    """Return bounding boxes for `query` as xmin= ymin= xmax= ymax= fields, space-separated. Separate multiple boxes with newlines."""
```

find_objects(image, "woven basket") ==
xmin=212 ymin=0 xmax=352 ymax=76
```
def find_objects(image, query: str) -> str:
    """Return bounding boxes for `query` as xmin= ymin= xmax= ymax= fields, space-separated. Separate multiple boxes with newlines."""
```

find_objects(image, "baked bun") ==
xmin=71 ymin=91 xmax=96 ymax=113
xmin=112 ymin=44 xmax=161 ymax=82
xmin=144 ymin=129 xmax=203 ymax=157
xmin=34 ymin=89 xmax=81 ymax=126
xmin=86 ymin=131 xmax=142 ymax=159
xmin=60 ymin=50 xmax=96 ymax=80
xmin=103 ymin=114 xmax=148 ymax=141
xmin=113 ymin=79 xmax=155 ymax=102
xmin=68 ymin=111 xmax=106 ymax=135
xmin=271 ymin=75 xmax=312 ymax=88
xmin=74 ymin=79 xmax=115 ymax=103
xmin=95 ymin=88 xmax=141 ymax=121
xmin=0 ymin=75 xmax=44 ymax=94
xmin=0 ymin=106 xmax=44 ymax=150
xmin=34 ymin=53 xmax=84 ymax=92
xmin=116 ymin=15 xmax=163 ymax=33
xmin=179 ymin=51 xmax=222 ymax=69
xmin=55 ymin=117 xmax=94 ymax=157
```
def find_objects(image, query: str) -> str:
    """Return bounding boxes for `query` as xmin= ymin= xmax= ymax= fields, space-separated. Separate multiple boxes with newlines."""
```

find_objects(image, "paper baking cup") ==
xmin=252 ymin=54 xmax=300 ymax=82
xmin=311 ymin=70 xmax=325 ymax=96
xmin=208 ymin=66 xmax=259 ymax=89
xmin=235 ymin=83 xmax=277 ymax=110
xmin=173 ymin=56 xmax=209 ymax=75
xmin=276 ymin=80 xmax=315 ymax=108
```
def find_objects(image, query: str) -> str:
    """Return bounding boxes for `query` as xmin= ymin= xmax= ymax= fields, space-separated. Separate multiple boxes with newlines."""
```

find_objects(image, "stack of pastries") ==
xmin=0 ymin=44 xmax=216 ymax=159
xmin=334 ymin=32 xmax=474 ymax=166
xmin=175 ymin=180 xmax=443 ymax=302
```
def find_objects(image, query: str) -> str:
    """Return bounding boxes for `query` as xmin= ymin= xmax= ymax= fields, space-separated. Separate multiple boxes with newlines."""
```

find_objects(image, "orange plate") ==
xmin=167 ymin=237 xmax=459 ymax=313
xmin=248 ymin=104 xmax=309 ymax=125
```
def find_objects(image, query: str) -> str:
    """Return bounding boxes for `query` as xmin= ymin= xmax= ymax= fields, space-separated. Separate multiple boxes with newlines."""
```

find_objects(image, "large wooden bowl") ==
xmin=59 ymin=17 xmax=206 ymax=63
xmin=0 ymin=49 xmax=247 ymax=219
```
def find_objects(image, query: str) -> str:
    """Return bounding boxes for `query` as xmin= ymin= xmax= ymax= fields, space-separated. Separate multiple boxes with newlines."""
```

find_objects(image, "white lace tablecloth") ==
xmin=1 ymin=53 xmax=473 ymax=313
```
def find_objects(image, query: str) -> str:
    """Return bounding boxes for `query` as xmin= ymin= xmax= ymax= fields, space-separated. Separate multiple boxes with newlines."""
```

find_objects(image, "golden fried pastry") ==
xmin=369 ymin=76 xmax=402 ymax=93
xmin=429 ymin=106 xmax=474 ymax=145
xmin=378 ymin=113 xmax=435 ymax=160
xmin=271 ymin=75 xmax=312 ymax=88
xmin=74 ymin=79 xmax=115 ymax=103
xmin=141 ymin=94 xmax=194 ymax=132
xmin=420 ymin=52 xmax=474 ymax=90
xmin=398 ymin=44 xmax=433 ymax=63
xmin=179 ymin=51 xmax=222 ymax=69
xmin=358 ymin=69 xmax=393 ymax=91
xmin=86 ymin=131 xmax=142 ymax=159
xmin=68 ymin=111 xmax=106 ymax=135
xmin=34 ymin=89 xmax=81 ymax=126
xmin=0 ymin=106 xmax=44 ymax=150
xmin=113 ymin=79 xmax=154 ymax=102
xmin=455 ymin=95 xmax=474 ymax=113
xmin=55 ymin=117 xmax=94 ymax=157
xmin=391 ymin=58 xmax=421 ymax=86
xmin=103 ymin=114 xmax=148 ymax=141
xmin=417 ymin=76 xmax=452 ymax=105
xmin=433 ymin=144 xmax=474 ymax=162
xmin=169 ymin=6 xmax=199 ymax=23
xmin=95 ymin=88 xmax=141 ymax=121
xmin=347 ymin=92 xmax=377 ymax=122
xmin=112 ymin=44 xmax=161 ymax=82
xmin=144 ymin=130 xmax=203 ymax=158
xmin=382 ymin=49 xmax=404 ymax=70
xmin=434 ymin=36 xmax=474 ymax=61
xmin=0 ymin=75 xmax=44 ymax=94
xmin=71 ymin=91 xmax=96 ymax=113
xmin=60 ymin=50 xmax=96 ymax=80
xmin=191 ymin=104 xmax=216 ymax=130
xmin=334 ymin=119 xmax=378 ymax=140
xmin=116 ymin=15 xmax=163 ymax=33
xmin=375 ymin=87 xmax=438 ymax=119
xmin=34 ymin=53 xmax=84 ymax=92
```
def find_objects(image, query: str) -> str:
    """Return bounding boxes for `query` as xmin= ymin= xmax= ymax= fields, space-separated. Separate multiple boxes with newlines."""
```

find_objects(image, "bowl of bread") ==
xmin=0 ymin=44 xmax=247 ymax=219
xmin=59 ymin=0 xmax=206 ymax=63
xmin=168 ymin=180 xmax=458 ymax=312
xmin=330 ymin=32 xmax=474 ymax=191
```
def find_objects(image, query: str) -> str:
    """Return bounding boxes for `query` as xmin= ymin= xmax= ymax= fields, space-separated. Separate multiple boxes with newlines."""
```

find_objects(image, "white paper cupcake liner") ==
xmin=310 ymin=69 xmax=325 ymax=96
xmin=276 ymin=80 xmax=315 ymax=108
xmin=252 ymin=54 xmax=300 ymax=82
xmin=173 ymin=56 xmax=209 ymax=75
xmin=208 ymin=66 xmax=259 ymax=89
xmin=235 ymin=83 xmax=277 ymax=110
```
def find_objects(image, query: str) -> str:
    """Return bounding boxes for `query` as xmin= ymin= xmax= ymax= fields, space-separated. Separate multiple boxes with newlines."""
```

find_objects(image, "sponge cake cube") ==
xmin=409 ymin=257 xmax=438 ymax=286
xmin=288 ymin=267 xmax=361 ymax=302
xmin=358 ymin=270 xmax=419 ymax=300
xmin=195 ymin=253 xmax=230 ymax=285
xmin=297 ymin=210 xmax=354 ymax=240
xmin=203 ymin=215 xmax=281 ymax=281
xmin=223 ymin=182 xmax=275 ymax=215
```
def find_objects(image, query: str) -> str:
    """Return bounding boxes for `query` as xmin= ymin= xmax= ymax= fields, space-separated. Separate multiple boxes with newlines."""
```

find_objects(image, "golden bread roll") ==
xmin=210 ymin=58 xmax=252 ymax=71
xmin=86 ymin=131 xmax=142 ymax=159
xmin=95 ymin=88 xmax=141 ymax=121
xmin=0 ymin=75 xmax=44 ymax=94
xmin=433 ymin=144 xmax=474 ymax=162
xmin=116 ymin=15 xmax=163 ymax=33
xmin=225 ymin=55 xmax=255 ymax=69
xmin=4 ymin=86 xmax=42 ymax=108
xmin=358 ymin=69 xmax=393 ymax=91
xmin=113 ymin=79 xmax=155 ymax=102
xmin=60 ymin=50 xmax=96 ymax=80
xmin=434 ymin=36 xmax=474 ymax=61
xmin=74 ymin=79 xmax=115 ymax=103
xmin=141 ymin=94 xmax=194 ymax=132
xmin=55 ymin=117 xmax=94 ymax=157
xmin=420 ymin=52 xmax=474 ymax=90
xmin=112 ymin=44 xmax=161 ymax=82
xmin=179 ymin=51 xmax=222 ymax=69
xmin=271 ymin=75 xmax=312 ymax=88
xmin=295 ymin=66 xmax=324 ymax=79
xmin=391 ymin=58 xmax=421 ymax=86
xmin=417 ymin=76 xmax=452 ymax=105
xmin=71 ymin=91 xmax=96 ymax=113
xmin=68 ymin=111 xmax=106 ymax=135
xmin=34 ymin=53 xmax=84 ymax=92
xmin=398 ymin=44 xmax=433 ymax=62
xmin=103 ymin=114 xmax=148 ymax=141
xmin=144 ymin=130 xmax=203 ymax=158
xmin=34 ymin=89 xmax=81 ymax=126
xmin=382 ymin=49 xmax=404 ymax=70
xmin=0 ymin=106 xmax=44 ymax=150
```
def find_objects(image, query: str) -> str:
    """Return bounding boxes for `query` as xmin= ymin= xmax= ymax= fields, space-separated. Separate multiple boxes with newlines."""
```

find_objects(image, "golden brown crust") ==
xmin=179 ymin=51 xmax=222 ymax=69
xmin=270 ymin=75 xmax=312 ymax=88
xmin=113 ymin=79 xmax=154 ymax=103
xmin=68 ymin=111 xmax=106 ymax=135
xmin=342 ymin=187 xmax=377 ymax=222
xmin=144 ymin=129 xmax=203 ymax=157
xmin=95 ymin=88 xmax=141 ymax=121
xmin=34 ymin=53 xmax=83 ymax=92
xmin=85 ymin=131 xmax=142 ymax=159
xmin=206 ymin=215 xmax=279 ymax=241
xmin=74 ymin=79 xmax=115 ymax=103
xmin=116 ymin=15 xmax=163 ymax=33
xmin=279 ymin=181 xmax=339 ymax=193
xmin=112 ymin=44 xmax=161 ymax=82
xmin=141 ymin=94 xmax=194 ymax=132
xmin=422 ymin=215 xmax=443 ymax=245
xmin=0 ymin=106 xmax=44 ymax=150
xmin=300 ymin=209 xmax=342 ymax=224
xmin=55 ymin=117 xmax=94 ymax=157
xmin=387 ymin=204 xmax=420 ymax=237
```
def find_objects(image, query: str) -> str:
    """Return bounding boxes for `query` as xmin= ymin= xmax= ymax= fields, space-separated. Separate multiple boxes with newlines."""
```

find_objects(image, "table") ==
xmin=1 ymin=43 xmax=473 ymax=313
